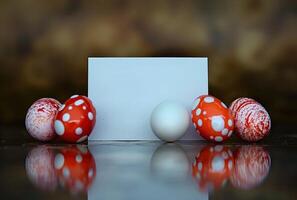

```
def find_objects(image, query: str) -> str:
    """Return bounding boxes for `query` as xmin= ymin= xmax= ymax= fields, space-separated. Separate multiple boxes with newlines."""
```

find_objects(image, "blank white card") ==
xmin=88 ymin=57 xmax=208 ymax=140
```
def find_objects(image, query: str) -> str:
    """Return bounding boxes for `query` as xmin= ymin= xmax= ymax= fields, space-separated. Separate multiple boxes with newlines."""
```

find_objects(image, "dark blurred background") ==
xmin=0 ymin=0 xmax=296 ymax=134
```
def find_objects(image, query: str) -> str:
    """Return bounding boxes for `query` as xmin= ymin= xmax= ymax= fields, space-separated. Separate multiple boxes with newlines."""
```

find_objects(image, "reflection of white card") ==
xmin=88 ymin=143 xmax=208 ymax=200
xmin=88 ymin=57 xmax=208 ymax=140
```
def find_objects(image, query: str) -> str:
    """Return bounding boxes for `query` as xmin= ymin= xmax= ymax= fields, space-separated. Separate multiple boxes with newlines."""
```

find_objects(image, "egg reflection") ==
xmin=230 ymin=145 xmax=271 ymax=190
xmin=25 ymin=145 xmax=58 ymax=191
xmin=54 ymin=145 xmax=96 ymax=194
xmin=25 ymin=145 xmax=97 ymax=195
xmin=150 ymin=143 xmax=190 ymax=181
xmin=192 ymin=145 xmax=234 ymax=192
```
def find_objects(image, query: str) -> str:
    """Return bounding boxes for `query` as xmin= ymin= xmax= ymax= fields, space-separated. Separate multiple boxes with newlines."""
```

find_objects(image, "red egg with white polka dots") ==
xmin=191 ymin=95 xmax=234 ymax=142
xmin=192 ymin=145 xmax=234 ymax=192
xmin=229 ymin=98 xmax=271 ymax=142
xmin=54 ymin=95 xmax=96 ymax=143
xmin=54 ymin=146 xmax=96 ymax=193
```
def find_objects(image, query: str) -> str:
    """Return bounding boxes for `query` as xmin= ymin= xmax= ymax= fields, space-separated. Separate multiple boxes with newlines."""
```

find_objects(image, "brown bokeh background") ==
xmin=0 ymin=0 xmax=296 ymax=130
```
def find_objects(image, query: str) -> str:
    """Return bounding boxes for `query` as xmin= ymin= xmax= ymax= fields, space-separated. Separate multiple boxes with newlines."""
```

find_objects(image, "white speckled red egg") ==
xmin=54 ymin=95 xmax=96 ymax=143
xmin=25 ymin=98 xmax=61 ymax=141
xmin=191 ymin=95 xmax=234 ymax=142
xmin=230 ymin=98 xmax=271 ymax=142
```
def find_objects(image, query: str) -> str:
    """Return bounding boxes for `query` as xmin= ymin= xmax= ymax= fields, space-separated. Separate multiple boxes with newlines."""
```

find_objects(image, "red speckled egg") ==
xmin=191 ymin=95 xmax=234 ymax=142
xmin=25 ymin=98 xmax=61 ymax=141
xmin=54 ymin=95 xmax=96 ymax=143
xmin=230 ymin=146 xmax=271 ymax=190
xmin=230 ymin=98 xmax=271 ymax=141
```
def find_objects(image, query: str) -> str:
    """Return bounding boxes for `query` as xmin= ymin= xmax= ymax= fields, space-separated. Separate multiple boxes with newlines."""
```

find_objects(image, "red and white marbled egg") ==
xmin=230 ymin=98 xmax=271 ymax=142
xmin=25 ymin=98 xmax=61 ymax=141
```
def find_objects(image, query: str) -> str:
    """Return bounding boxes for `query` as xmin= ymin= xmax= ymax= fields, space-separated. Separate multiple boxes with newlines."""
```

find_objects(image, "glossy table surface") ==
xmin=1 ymin=128 xmax=297 ymax=200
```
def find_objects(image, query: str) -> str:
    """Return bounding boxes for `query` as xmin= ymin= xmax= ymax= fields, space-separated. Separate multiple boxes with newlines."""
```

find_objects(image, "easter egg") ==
xmin=230 ymin=98 xmax=271 ymax=141
xmin=191 ymin=95 xmax=234 ymax=142
xmin=54 ymin=95 xmax=96 ymax=143
xmin=25 ymin=98 xmax=61 ymax=141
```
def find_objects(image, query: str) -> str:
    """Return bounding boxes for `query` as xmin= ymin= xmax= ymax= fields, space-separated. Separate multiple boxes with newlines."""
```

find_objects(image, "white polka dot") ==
xmin=228 ymin=160 xmax=233 ymax=170
xmin=192 ymin=98 xmax=200 ymax=110
xmin=198 ymin=119 xmax=203 ymax=127
xmin=59 ymin=104 xmax=65 ymax=111
xmin=74 ymin=99 xmax=84 ymax=106
xmin=215 ymin=136 xmax=223 ymax=142
xmin=221 ymin=102 xmax=227 ymax=108
xmin=193 ymin=123 xmax=197 ymax=128
xmin=222 ymin=128 xmax=228 ymax=136
xmin=63 ymin=167 xmax=70 ymax=178
xmin=204 ymin=96 xmax=214 ymax=103
xmin=54 ymin=153 xmax=64 ymax=169
xmin=77 ymin=135 xmax=88 ymax=143
xmin=214 ymin=145 xmax=223 ymax=152
xmin=211 ymin=116 xmax=225 ymax=132
xmin=62 ymin=113 xmax=70 ymax=122
xmin=210 ymin=147 xmax=214 ymax=152
xmin=203 ymin=111 xmax=207 ymax=115
xmin=198 ymin=162 xmax=203 ymax=170
xmin=228 ymin=119 xmax=233 ymax=127
xmin=210 ymin=136 xmax=214 ymax=139
xmin=68 ymin=106 xmax=73 ymax=110
xmin=211 ymin=156 xmax=225 ymax=172
xmin=54 ymin=120 xmax=65 ymax=135
xmin=75 ymin=127 xmax=83 ymax=135
xmin=75 ymin=154 xmax=83 ymax=163
xmin=88 ymin=169 xmax=94 ymax=178
xmin=228 ymin=130 xmax=233 ymax=137
xmin=71 ymin=95 xmax=79 ymax=99
xmin=88 ymin=112 xmax=94 ymax=120
xmin=196 ymin=108 xmax=201 ymax=116
xmin=83 ymin=106 xmax=87 ymax=110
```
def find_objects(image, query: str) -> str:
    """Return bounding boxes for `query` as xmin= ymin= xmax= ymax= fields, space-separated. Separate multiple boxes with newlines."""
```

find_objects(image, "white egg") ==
xmin=150 ymin=101 xmax=190 ymax=142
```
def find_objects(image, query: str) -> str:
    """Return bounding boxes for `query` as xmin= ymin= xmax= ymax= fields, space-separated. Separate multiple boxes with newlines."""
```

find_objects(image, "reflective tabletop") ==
xmin=1 ymin=134 xmax=297 ymax=200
